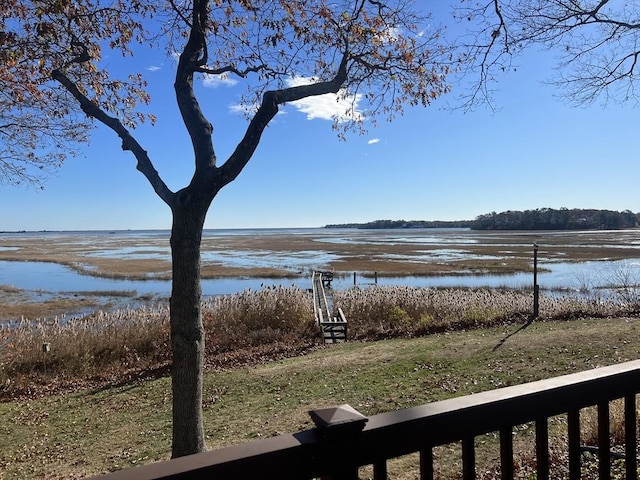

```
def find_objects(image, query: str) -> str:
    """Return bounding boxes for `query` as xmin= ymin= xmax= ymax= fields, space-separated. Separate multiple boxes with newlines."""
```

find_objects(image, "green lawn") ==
xmin=1 ymin=317 xmax=638 ymax=479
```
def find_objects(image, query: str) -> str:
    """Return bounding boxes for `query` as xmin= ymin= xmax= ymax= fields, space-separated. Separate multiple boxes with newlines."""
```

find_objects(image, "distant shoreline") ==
xmin=324 ymin=221 xmax=472 ymax=229
xmin=325 ymin=208 xmax=639 ymax=231
xmin=2 ymin=208 xmax=638 ymax=234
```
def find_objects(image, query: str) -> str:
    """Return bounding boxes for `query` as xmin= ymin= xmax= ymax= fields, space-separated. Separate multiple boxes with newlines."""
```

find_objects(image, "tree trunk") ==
xmin=169 ymin=201 xmax=207 ymax=458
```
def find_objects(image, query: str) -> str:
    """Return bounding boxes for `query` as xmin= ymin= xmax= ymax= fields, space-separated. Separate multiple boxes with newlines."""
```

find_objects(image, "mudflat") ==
xmin=1 ymin=227 xmax=639 ymax=322
xmin=1 ymin=228 xmax=638 ymax=280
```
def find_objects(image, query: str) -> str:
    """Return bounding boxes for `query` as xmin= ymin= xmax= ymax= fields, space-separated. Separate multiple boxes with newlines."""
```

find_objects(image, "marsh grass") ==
xmin=335 ymin=285 xmax=638 ymax=339
xmin=67 ymin=290 xmax=138 ymax=297
xmin=0 ymin=288 xmax=141 ymax=324
xmin=0 ymin=286 xmax=317 ymax=395
xmin=1 ymin=285 xmax=638 ymax=398
xmin=1 ymin=305 xmax=171 ymax=393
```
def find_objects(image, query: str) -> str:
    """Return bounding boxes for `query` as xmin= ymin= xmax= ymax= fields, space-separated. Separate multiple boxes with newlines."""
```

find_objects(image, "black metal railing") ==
xmin=92 ymin=360 xmax=640 ymax=480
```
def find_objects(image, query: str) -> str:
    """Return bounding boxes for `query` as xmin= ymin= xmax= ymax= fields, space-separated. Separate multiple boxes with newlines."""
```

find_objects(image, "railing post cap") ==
xmin=309 ymin=404 xmax=368 ymax=437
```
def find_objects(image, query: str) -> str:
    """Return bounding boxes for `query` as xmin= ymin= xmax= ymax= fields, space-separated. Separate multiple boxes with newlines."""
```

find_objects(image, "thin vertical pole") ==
xmin=533 ymin=243 xmax=539 ymax=318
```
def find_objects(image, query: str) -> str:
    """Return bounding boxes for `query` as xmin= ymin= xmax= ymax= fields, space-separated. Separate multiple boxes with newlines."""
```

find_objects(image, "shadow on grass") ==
xmin=492 ymin=315 xmax=537 ymax=351
xmin=82 ymin=362 xmax=172 ymax=398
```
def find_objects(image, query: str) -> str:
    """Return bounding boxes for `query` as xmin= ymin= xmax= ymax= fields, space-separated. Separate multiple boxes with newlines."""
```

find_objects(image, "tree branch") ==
xmin=167 ymin=0 xmax=191 ymax=27
xmin=467 ymin=0 xmax=639 ymax=106
xmin=219 ymin=54 xmax=350 ymax=187
xmin=174 ymin=0 xmax=216 ymax=174
xmin=195 ymin=64 xmax=266 ymax=78
xmin=588 ymin=0 xmax=610 ymax=20
xmin=51 ymin=68 xmax=174 ymax=206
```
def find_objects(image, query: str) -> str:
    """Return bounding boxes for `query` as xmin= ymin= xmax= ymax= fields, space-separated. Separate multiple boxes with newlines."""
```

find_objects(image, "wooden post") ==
xmin=42 ymin=342 xmax=50 ymax=374
xmin=353 ymin=272 xmax=356 ymax=285
xmin=374 ymin=272 xmax=377 ymax=284
xmin=309 ymin=404 xmax=368 ymax=480
xmin=533 ymin=243 xmax=539 ymax=318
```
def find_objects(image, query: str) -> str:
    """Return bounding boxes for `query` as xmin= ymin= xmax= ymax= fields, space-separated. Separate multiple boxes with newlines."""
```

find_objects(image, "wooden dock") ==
xmin=312 ymin=271 xmax=347 ymax=344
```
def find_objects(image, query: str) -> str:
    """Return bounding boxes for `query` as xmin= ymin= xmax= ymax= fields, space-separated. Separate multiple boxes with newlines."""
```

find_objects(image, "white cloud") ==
xmin=228 ymin=102 xmax=287 ymax=117
xmin=146 ymin=65 xmax=161 ymax=72
xmin=378 ymin=26 xmax=401 ymax=43
xmin=285 ymin=77 xmax=363 ymax=123
xmin=203 ymin=73 xmax=238 ymax=88
xmin=228 ymin=103 xmax=257 ymax=116
xmin=368 ymin=138 xmax=380 ymax=145
xmin=226 ymin=77 xmax=362 ymax=121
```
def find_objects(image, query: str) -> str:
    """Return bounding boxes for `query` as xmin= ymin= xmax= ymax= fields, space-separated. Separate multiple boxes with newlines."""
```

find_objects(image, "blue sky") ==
xmin=1 ymin=11 xmax=639 ymax=231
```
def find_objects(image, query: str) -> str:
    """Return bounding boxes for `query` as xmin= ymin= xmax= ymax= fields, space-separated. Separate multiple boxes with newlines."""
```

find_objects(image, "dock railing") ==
xmin=312 ymin=271 xmax=347 ymax=343
xmin=93 ymin=360 xmax=639 ymax=480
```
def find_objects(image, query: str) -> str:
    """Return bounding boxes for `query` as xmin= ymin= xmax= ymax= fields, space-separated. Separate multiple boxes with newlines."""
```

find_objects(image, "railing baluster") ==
xmin=500 ymin=427 xmax=514 ymax=480
xmin=420 ymin=448 xmax=434 ymax=480
xmin=598 ymin=401 xmax=610 ymax=480
xmin=373 ymin=459 xmax=387 ymax=480
xmin=624 ymin=394 xmax=637 ymax=480
xmin=568 ymin=409 xmax=581 ymax=480
xmin=535 ymin=418 xmax=549 ymax=480
xmin=462 ymin=437 xmax=475 ymax=480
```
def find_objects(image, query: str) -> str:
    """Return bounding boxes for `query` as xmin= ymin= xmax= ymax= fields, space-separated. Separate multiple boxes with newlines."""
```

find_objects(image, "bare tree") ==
xmin=2 ymin=0 xmax=459 ymax=457
xmin=456 ymin=0 xmax=639 ymax=107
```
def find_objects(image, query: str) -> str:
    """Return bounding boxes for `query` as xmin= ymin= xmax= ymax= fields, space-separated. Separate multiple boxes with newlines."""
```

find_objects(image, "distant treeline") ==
xmin=472 ymin=208 xmax=639 ymax=230
xmin=324 ymin=219 xmax=473 ymax=229
xmin=325 ymin=208 xmax=639 ymax=231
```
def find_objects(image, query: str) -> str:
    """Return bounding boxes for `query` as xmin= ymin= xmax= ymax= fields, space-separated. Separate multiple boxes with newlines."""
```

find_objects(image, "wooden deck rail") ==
xmin=92 ymin=360 xmax=640 ymax=480
xmin=312 ymin=271 xmax=332 ymax=325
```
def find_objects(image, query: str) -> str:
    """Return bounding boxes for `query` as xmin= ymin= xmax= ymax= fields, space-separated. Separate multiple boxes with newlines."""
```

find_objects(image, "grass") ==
xmin=0 ymin=283 xmax=638 ymax=478
xmin=0 ymin=316 xmax=639 ymax=479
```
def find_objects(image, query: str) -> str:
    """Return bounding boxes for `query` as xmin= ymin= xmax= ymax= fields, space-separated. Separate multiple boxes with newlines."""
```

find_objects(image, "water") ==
xmin=1 ymin=228 xmax=639 ymax=297
xmin=0 ymin=260 xmax=310 ymax=296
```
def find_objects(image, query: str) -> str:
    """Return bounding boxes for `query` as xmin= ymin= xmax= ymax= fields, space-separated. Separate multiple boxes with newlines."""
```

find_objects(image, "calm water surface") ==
xmin=1 ymin=228 xmax=638 ymax=297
